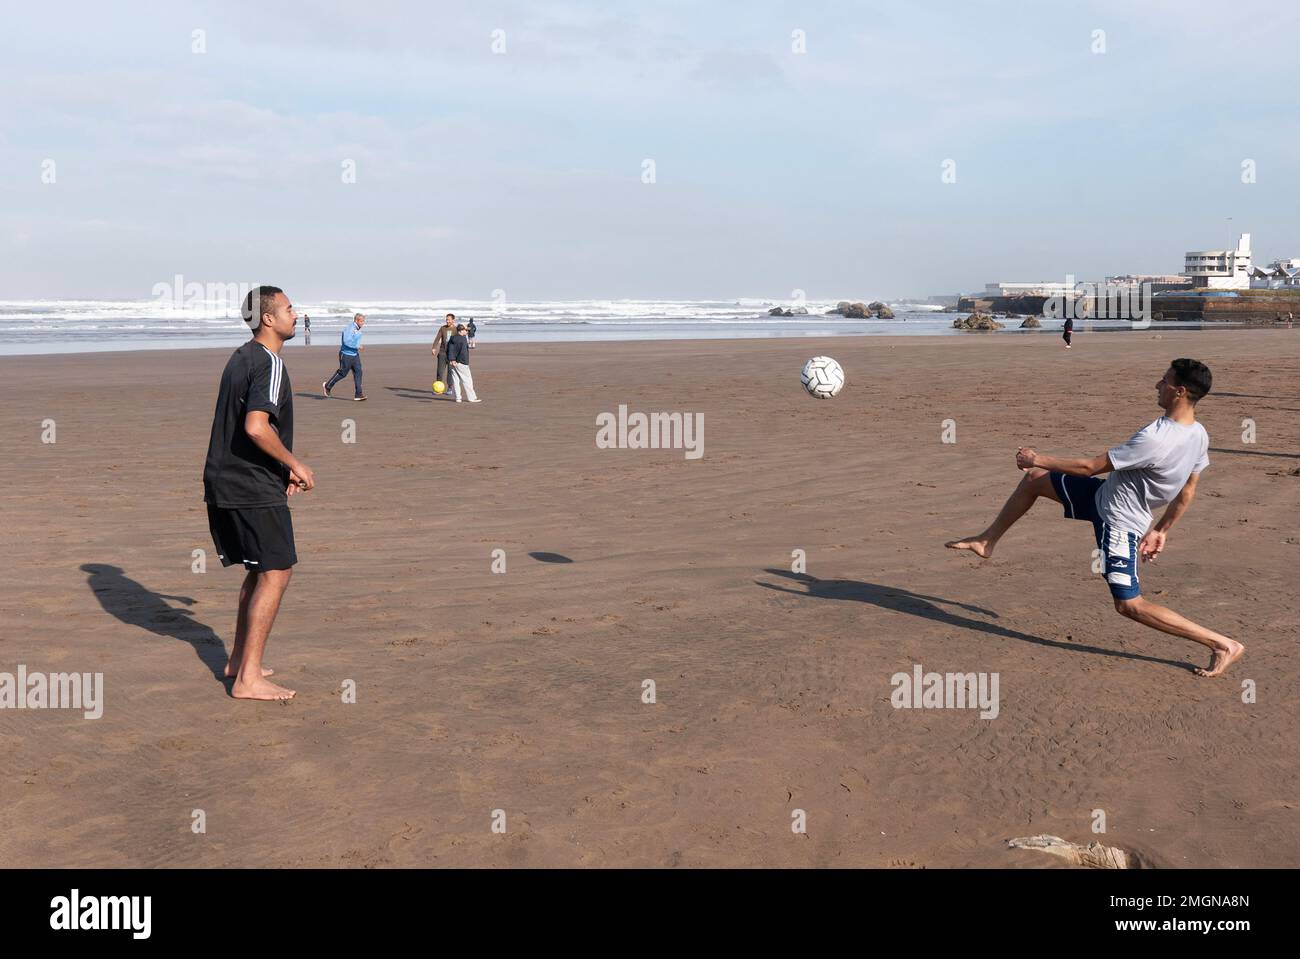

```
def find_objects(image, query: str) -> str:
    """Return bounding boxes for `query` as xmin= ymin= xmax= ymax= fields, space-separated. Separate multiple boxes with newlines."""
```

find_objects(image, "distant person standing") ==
xmin=324 ymin=313 xmax=367 ymax=401
xmin=303 ymin=314 xmax=311 ymax=345
xmin=431 ymin=313 xmax=457 ymax=392
xmin=467 ymin=317 xmax=477 ymax=349
xmin=1062 ymin=316 xmax=1074 ymax=349
xmin=448 ymin=323 xmax=481 ymax=403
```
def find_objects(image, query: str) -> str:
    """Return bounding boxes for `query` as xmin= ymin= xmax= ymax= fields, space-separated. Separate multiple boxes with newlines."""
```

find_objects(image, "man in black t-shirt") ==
xmin=202 ymin=285 xmax=315 ymax=701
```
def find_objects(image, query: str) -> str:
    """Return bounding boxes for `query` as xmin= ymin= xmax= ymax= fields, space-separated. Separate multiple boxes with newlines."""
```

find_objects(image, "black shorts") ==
xmin=207 ymin=504 xmax=297 ymax=571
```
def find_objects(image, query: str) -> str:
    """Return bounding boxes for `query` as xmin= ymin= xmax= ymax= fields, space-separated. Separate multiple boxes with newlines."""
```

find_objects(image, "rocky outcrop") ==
xmin=1019 ymin=315 xmax=1042 ymax=328
xmin=828 ymin=300 xmax=893 ymax=319
xmin=768 ymin=306 xmax=810 ymax=317
xmin=953 ymin=312 xmax=1004 ymax=331
xmin=768 ymin=306 xmax=790 ymax=316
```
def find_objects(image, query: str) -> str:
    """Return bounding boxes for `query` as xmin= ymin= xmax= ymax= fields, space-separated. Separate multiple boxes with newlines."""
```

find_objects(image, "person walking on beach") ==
xmin=945 ymin=358 xmax=1244 ymax=678
xmin=448 ymin=322 xmax=480 ymax=403
xmin=324 ymin=313 xmax=366 ymax=401
xmin=203 ymin=286 xmax=315 ymax=701
xmin=1062 ymin=315 xmax=1074 ymax=349
xmin=467 ymin=317 xmax=477 ymax=349
xmin=431 ymin=313 xmax=457 ymax=392
xmin=303 ymin=314 xmax=311 ymax=345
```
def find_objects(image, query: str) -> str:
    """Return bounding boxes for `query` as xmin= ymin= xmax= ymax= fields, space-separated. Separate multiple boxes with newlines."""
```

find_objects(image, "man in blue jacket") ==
xmin=323 ymin=313 xmax=367 ymax=401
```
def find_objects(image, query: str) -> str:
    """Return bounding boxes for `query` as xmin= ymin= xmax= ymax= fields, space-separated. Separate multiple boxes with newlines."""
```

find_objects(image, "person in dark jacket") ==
xmin=447 ymin=323 xmax=480 ymax=403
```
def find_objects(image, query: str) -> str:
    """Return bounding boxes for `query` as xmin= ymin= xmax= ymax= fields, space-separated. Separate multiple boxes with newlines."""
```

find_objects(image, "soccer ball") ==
xmin=432 ymin=380 xmax=447 ymax=394
xmin=801 ymin=356 xmax=845 ymax=399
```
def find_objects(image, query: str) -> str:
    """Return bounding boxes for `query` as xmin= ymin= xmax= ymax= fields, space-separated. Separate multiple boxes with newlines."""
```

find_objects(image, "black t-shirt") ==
xmin=203 ymin=340 xmax=294 ymax=508
xmin=448 ymin=333 xmax=470 ymax=365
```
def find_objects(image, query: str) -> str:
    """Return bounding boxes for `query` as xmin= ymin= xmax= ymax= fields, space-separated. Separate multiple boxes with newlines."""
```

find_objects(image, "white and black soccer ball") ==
xmin=800 ymin=356 xmax=845 ymax=399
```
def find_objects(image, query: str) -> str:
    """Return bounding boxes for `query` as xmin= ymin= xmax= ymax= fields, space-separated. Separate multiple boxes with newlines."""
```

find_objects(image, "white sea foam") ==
xmin=0 ymin=297 xmax=1099 ymax=355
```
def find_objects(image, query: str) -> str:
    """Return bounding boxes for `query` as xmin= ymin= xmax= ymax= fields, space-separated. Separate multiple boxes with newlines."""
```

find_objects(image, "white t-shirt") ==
xmin=1094 ymin=417 xmax=1209 ymax=535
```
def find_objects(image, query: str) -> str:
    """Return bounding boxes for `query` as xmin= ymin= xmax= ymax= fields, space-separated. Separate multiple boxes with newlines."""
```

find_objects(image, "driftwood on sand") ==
xmin=1006 ymin=834 xmax=1132 ymax=869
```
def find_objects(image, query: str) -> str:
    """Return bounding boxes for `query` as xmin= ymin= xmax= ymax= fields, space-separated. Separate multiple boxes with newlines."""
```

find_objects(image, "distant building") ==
xmin=1249 ymin=258 xmax=1300 ymax=289
xmin=1183 ymin=233 xmax=1252 ymax=289
xmin=925 ymin=294 xmax=960 ymax=308
xmin=1104 ymin=274 xmax=1191 ymax=290
xmin=982 ymin=281 xmax=1079 ymax=297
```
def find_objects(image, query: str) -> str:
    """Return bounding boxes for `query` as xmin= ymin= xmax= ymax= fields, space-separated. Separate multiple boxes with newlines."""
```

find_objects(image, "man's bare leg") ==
xmin=230 ymin=568 xmax=296 ymax=700
xmin=224 ymin=570 xmax=274 ymax=679
xmin=946 ymin=468 xmax=1060 ymax=558
xmin=1115 ymin=597 xmax=1245 ymax=677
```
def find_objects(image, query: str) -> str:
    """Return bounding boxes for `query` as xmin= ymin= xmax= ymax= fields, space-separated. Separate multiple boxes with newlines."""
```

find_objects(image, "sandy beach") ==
xmin=0 ymin=329 xmax=1296 ymax=868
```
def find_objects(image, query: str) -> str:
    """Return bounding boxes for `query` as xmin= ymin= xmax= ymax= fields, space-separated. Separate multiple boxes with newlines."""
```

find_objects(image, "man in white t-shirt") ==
xmin=946 ymin=359 xmax=1244 ymax=677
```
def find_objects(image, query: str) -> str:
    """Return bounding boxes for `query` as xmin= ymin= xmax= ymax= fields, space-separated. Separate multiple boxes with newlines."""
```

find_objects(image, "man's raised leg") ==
xmin=1114 ymin=597 xmax=1245 ymax=677
xmin=946 ymin=468 xmax=1059 ymax=558
xmin=231 ymin=568 xmax=296 ymax=701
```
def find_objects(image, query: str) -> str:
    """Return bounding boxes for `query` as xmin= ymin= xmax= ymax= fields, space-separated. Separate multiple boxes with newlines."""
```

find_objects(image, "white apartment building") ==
xmin=1183 ymin=233 xmax=1252 ymax=289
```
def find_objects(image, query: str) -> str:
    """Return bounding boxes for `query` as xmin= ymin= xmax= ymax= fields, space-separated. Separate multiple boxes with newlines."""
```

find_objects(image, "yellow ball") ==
xmin=432 ymin=380 xmax=447 ymax=394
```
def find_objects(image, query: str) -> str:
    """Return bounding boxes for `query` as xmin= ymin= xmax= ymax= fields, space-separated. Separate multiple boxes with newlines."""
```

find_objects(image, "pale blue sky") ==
xmin=1 ymin=0 xmax=1297 ymax=299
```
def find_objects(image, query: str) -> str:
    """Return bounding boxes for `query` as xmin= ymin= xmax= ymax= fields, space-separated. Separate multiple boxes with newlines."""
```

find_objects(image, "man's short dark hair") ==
xmin=1170 ymin=358 xmax=1212 ymax=403
xmin=446 ymin=313 xmax=456 ymax=321
xmin=242 ymin=286 xmax=284 ymax=331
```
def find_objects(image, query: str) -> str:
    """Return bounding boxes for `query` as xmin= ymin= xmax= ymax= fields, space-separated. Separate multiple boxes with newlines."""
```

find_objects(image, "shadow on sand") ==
xmin=81 ymin=563 xmax=228 ymax=681
xmin=529 ymin=552 xmax=574 ymax=564
xmin=754 ymin=568 xmax=1190 ymax=670
xmin=1208 ymin=447 xmax=1299 ymax=459
xmin=385 ymin=386 xmax=460 ymax=403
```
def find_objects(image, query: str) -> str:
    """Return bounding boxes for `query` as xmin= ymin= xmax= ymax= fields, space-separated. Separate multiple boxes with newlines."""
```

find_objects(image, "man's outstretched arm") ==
xmin=1140 ymin=471 xmax=1199 ymax=561
xmin=1016 ymin=448 xmax=1113 ymax=477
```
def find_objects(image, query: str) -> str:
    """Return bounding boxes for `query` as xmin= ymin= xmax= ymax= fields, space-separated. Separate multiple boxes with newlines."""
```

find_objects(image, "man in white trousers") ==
xmin=447 ymin=323 xmax=481 ymax=403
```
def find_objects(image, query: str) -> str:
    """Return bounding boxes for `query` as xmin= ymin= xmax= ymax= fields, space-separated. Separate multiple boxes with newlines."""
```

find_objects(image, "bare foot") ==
xmin=224 ymin=664 xmax=273 ymax=678
xmin=231 ymin=677 xmax=296 ymax=701
xmin=945 ymin=537 xmax=993 ymax=559
xmin=1194 ymin=639 xmax=1245 ymax=678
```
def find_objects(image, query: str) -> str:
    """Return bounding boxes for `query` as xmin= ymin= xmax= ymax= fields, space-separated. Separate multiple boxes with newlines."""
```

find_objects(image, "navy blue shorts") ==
xmin=1048 ymin=472 xmax=1140 ymax=601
